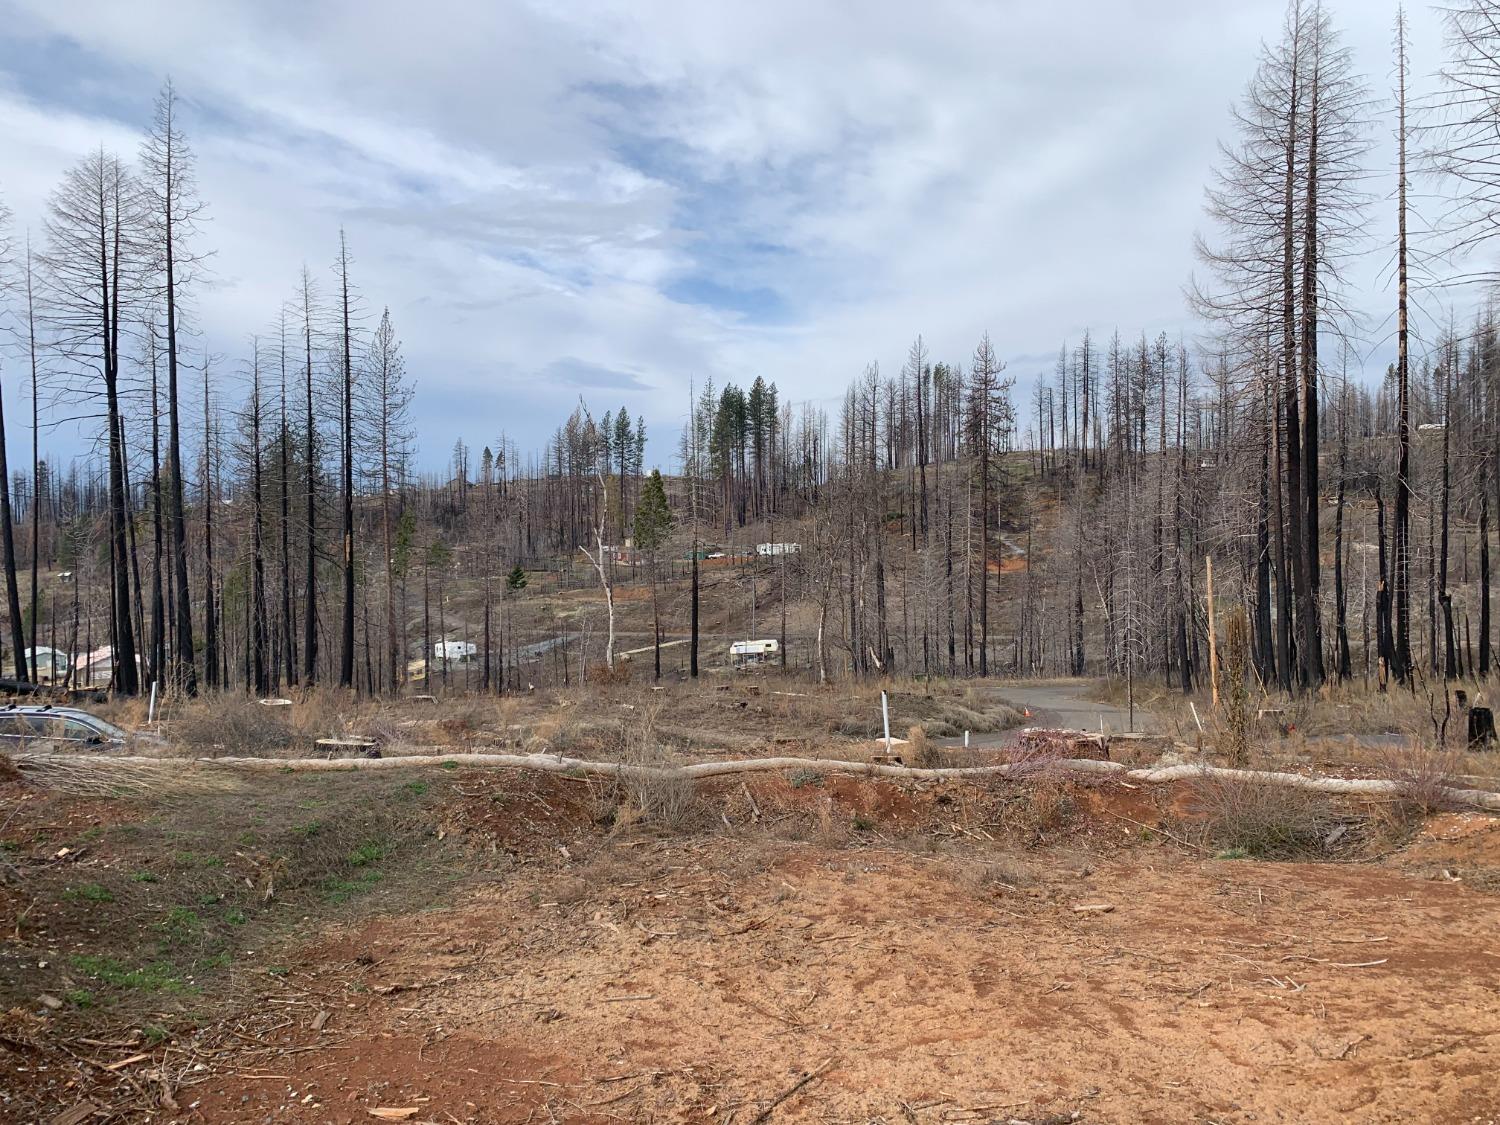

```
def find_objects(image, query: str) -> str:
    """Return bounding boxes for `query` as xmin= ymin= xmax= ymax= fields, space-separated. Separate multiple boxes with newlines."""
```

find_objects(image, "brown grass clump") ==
xmin=952 ymin=854 xmax=1038 ymax=894
xmin=1181 ymin=774 xmax=1346 ymax=859
xmin=168 ymin=696 xmax=295 ymax=756
xmin=0 ymin=749 xmax=20 ymax=785
xmin=908 ymin=725 xmax=949 ymax=769
xmin=587 ymin=662 xmax=632 ymax=686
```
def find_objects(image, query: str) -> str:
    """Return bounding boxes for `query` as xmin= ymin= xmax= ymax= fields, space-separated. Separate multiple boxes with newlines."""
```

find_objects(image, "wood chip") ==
xmin=367 ymin=1109 xmax=420 ymax=1120
xmin=48 ymin=1101 xmax=99 ymax=1125
xmin=311 ymin=1009 xmax=330 ymax=1031
xmin=1072 ymin=904 xmax=1115 ymax=915
xmin=103 ymin=1052 xmax=150 ymax=1071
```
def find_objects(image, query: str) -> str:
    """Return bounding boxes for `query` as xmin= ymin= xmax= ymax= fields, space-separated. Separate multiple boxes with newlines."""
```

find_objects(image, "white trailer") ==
xmin=729 ymin=638 xmax=780 ymax=663
xmin=433 ymin=640 xmax=477 ymax=664
xmin=756 ymin=542 xmax=801 ymax=557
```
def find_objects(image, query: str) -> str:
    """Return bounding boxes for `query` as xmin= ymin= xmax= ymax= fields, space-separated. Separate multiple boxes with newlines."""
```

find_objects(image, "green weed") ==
xmin=69 ymin=955 xmax=192 ymax=994
xmin=63 ymin=883 xmax=114 ymax=904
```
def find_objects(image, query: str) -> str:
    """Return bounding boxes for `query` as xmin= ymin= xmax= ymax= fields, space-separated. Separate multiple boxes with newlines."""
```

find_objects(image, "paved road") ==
xmin=939 ymin=678 xmax=1157 ymax=749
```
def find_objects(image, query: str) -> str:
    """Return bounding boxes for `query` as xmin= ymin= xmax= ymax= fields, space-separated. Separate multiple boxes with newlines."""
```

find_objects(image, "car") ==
xmin=0 ymin=704 xmax=160 ymax=750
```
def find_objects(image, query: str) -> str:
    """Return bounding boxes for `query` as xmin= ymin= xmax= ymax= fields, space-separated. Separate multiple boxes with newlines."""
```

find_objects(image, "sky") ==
xmin=0 ymin=0 xmax=1463 ymax=474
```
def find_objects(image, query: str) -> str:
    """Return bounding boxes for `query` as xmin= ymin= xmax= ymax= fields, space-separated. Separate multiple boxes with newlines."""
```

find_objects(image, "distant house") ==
xmin=19 ymin=646 xmax=70 ymax=683
xmin=578 ymin=542 xmax=641 ymax=565
xmin=74 ymin=646 xmax=143 ymax=687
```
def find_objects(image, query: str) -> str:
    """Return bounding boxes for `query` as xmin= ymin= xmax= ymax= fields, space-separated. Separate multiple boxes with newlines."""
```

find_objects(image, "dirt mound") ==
xmin=1390 ymin=810 xmax=1500 ymax=892
xmin=441 ymin=769 xmax=603 ymax=854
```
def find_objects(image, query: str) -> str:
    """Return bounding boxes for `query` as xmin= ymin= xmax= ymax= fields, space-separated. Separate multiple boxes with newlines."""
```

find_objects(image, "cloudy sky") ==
xmin=0 ymin=0 xmax=1458 ymax=472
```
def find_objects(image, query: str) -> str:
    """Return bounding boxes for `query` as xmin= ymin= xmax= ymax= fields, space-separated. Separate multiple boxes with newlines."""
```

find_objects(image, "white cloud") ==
xmin=0 ymin=0 xmax=1463 ymax=469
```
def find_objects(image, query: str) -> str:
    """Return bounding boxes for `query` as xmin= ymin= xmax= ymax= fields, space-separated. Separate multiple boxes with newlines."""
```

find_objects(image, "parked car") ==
xmin=0 ymin=704 xmax=160 ymax=750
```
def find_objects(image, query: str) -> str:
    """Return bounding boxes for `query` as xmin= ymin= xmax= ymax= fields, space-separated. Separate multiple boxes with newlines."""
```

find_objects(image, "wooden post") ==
xmin=1206 ymin=555 xmax=1219 ymax=708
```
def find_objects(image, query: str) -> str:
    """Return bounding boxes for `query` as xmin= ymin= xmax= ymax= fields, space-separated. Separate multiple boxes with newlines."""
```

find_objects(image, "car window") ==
xmin=24 ymin=715 xmax=62 ymax=738
xmin=0 ymin=714 xmax=27 ymax=736
xmin=62 ymin=719 xmax=103 ymax=741
xmin=62 ymin=713 xmax=127 ymax=739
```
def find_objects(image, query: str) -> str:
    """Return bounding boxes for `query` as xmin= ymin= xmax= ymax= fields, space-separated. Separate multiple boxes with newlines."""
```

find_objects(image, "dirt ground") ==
xmin=6 ymin=760 xmax=1500 ymax=1125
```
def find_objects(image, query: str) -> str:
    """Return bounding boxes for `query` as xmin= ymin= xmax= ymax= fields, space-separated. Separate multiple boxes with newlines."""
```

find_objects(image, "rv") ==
xmin=729 ymin=638 xmax=779 ymax=664
xmin=433 ymin=640 xmax=477 ymax=665
xmin=756 ymin=542 xmax=801 ymax=557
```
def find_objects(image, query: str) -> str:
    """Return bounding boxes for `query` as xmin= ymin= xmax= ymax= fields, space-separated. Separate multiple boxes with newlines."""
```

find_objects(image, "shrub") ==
xmin=613 ymin=704 xmax=698 ymax=830
xmin=1184 ymin=775 xmax=1343 ymax=859
xmin=587 ymin=662 xmax=632 ymax=686
xmin=1373 ymin=741 xmax=1464 ymax=814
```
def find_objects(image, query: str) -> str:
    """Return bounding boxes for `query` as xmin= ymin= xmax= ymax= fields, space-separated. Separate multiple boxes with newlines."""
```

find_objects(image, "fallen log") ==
xmin=11 ymin=748 xmax=1500 ymax=812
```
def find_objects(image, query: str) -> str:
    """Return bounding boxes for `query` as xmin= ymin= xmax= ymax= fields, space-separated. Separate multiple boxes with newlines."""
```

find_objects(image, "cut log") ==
xmin=13 ymin=748 xmax=1500 ymax=812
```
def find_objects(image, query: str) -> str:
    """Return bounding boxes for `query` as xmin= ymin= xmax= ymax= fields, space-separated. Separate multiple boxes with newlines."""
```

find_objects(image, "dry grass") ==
xmin=609 ymin=703 xmax=701 ymax=830
xmin=951 ymin=854 xmax=1038 ymax=893
xmin=1179 ymin=775 xmax=1348 ymax=860
xmin=167 ymin=696 xmax=296 ymax=756
xmin=907 ymin=725 xmax=949 ymax=769
xmin=826 ymin=687 xmax=1023 ymax=739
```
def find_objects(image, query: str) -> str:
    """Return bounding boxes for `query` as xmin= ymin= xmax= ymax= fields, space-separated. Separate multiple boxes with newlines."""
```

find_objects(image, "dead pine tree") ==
xmin=0 ymin=198 xmax=30 ymax=681
xmin=363 ymin=307 xmax=413 ymax=694
xmin=140 ymin=79 xmax=205 ymax=697
xmin=295 ymin=267 xmax=320 ymax=686
xmin=334 ymin=231 xmax=360 ymax=690
xmin=1393 ymin=6 xmax=1414 ymax=685
xmin=42 ymin=149 xmax=141 ymax=694
xmin=245 ymin=339 xmax=269 ymax=695
xmin=200 ymin=352 xmax=219 ymax=690
xmin=966 ymin=332 xmax=1011 ymax=677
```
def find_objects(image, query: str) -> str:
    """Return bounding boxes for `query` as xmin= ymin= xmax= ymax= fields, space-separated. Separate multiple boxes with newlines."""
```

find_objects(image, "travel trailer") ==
xmin=729 ymin=638 xmax=779 ymax=664
xmin=433 ymin=640 xmax=477 ymax=664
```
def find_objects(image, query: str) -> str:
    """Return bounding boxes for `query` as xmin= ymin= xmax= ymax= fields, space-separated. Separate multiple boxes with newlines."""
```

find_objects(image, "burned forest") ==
xmin=6 ymin=2 xmax=1500 ymax=1122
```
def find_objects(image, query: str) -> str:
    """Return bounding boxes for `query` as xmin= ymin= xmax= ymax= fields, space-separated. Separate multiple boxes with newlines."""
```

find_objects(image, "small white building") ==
xmin=729 ymin=638 xmax=779 ymax=663
xmin=22 ymin=646 xmax=71 ymax=682
xmin=756 ymin=542 xmax=801 ymax=557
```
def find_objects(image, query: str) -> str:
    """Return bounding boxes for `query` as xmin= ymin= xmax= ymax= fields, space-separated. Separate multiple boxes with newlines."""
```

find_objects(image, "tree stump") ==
xmin=1467 ymin=707 xmax=1495 ymax=750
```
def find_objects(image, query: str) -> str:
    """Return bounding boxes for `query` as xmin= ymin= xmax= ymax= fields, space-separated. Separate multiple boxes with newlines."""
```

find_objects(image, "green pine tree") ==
xmin=634 ymin=469 xmax=674 ymax=679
